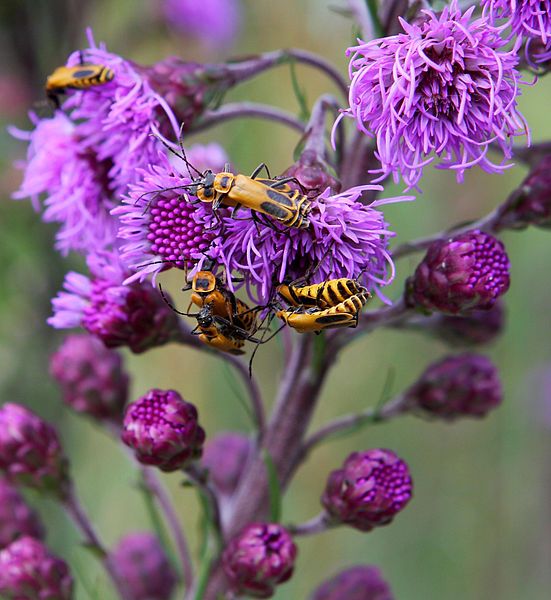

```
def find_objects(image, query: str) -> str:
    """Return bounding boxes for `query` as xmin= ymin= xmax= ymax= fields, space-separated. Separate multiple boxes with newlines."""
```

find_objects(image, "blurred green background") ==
xmin=1 ymin=1 xmax=551 ymax=598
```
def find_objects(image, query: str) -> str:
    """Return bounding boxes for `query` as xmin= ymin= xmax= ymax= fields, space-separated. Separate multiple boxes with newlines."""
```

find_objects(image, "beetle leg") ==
xmin=250 ymin=162 xmax=271 ymax=179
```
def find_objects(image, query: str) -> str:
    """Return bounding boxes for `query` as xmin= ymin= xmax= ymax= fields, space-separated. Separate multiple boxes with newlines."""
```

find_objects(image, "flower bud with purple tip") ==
xmin=322 ymin=449 xmax=413 ymax=532
xmin=222 ymin=523 xmax=297 ymax=598
xmin=309 ymin=565 xmax=394 ymax=600
xmin=202 ymin=432 xmax=252 ymax=496
xmin=49 ymin=334 xmax=129 ymax=422
xmin=405 ymin=354 xmax=502 ymax=420
xmin=122 ymin=389 xmax=205 ymax=471
xmin=0 ymin=536 xmax=73 ymax=600
xmin=280 ymin=149 xmax=341 ymax=197
xmin=406 ymin=230 xmax=510 ymax=314
xmin=0 ymin=480 xmax=45 ymax=549
xmin=0 ymin=404 xmax=70 ymax=497
xmin=110 ymin=532 xmax=177 ymax=600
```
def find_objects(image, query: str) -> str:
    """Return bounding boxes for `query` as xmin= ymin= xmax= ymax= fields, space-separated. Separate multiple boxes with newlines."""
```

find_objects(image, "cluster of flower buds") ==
xmin=222 ymin=523 xmax=297 ymax=598
xmin=322 ymin=449 xmax=413 ymax=532
xmin=122 ymin=389 xmax=205 ymax=471
xmin=309 ymin=565 xmax=394 ymax=600
xmin=202 ymin=432 xmax=253 ymax=497
xmin=0 ymin=479 xmax=44 ymax=549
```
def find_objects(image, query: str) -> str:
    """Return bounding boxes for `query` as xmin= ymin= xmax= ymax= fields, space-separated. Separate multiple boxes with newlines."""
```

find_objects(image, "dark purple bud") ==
xmin=281 ymin=149 xmax=341 ymax=196
xmin=430 ymin=300 xmax=505 ymax=347
xmin=110 ymin=532 xmax=177 ymax=600
xmin=406 ymin=230 xmax=510 ymax=314
xmin=322 ymin=449 xmax=413 ymax=532
xmin=222 ymin=523 xmax=297 ymax=598
xmin=83 ymin=279 xmax=178 ymax=354
xmin=496 ymin=155 xmax=551 ymax=230
xmin=202 ymin=432 xmax=253 ymax=496
xmin=405 ymin=353 xmax=502 ymax=420
xmin=0 ymin=480 xmax=45 ymax=549
xmin=0 ymin=404 xmax=70 ymax=497
xmin=309 ymin=565 xmax=394 ymax=600
xmin=121 ymin=389 xmax=205 ymax=471
xmin=49 ymin=334 xmax=129 ymax=422
xmin=0 ymin=536 xmax=73 ymax=600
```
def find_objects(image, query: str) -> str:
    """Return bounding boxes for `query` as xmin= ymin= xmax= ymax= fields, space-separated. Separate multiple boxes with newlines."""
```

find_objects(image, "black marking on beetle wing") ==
xmin=327 ymin=284 xmax=340 ymax=306
xmin=259 ymin=201 xmax=291 ymax=219
xmin=315 ymin=313 xmax=353 ymax=325
xmin=265 ymin=188 xmax=295 ymax=207
xmin=71 ymin=68 xmax=98 ymax=78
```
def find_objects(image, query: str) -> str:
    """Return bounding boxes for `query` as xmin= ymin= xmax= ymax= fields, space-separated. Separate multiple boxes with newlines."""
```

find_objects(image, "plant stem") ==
xmin=63 ymin=486 xmax=130 ymax=600
xmin=303 ymin=94 xmax=341 ymax=160
xmin=185 ymin=464 xmax=223 ymax=547
xmin=288 ymin=512 xmax=331 ymax=537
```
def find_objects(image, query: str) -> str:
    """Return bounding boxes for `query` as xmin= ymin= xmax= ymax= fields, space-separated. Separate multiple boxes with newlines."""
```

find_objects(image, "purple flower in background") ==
xmin=342 ymin=1 xmax=528 ymax=189
xmin=110 ymin=532 xmax=178 ymax=600
xmin=405 ymin=353 xmax=503 ymax=419
xmin=48 ymin=253 xmax=178 ymax=353
xmin=202 ymin=432 xmax=253 ymax=496
xmin=50 ymin=334 xmax=129 ymax=422
xmin=309 ymin=565 xmax=394 ymax=600
xmin=0 ymin=480 xmax=45 ymax=549
xmin=10 ymin=112 xmax=116 ymax=255
xmin=482 ymin=1 xmax=551 ymax=48
xmin=122 ymin=389 xmax=205 ymax=471
xmin=0 ymin=537 xmax=73 ymax=600
xmin=222 ymin=523 xmax=297 ymax=598
xmin=0 ymin=404 xmax=69 ymax=497
xmin=163 ymin=0 xmax=241 ymax=49
xmin=322 ymin=449 xmax=413 ymax=532
xmin=406 ymin=230 xmax=510 ymax=314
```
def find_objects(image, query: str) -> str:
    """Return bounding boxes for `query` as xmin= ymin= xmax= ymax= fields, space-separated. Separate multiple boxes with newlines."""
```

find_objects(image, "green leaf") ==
xmin=221 ymin=361 xmax=255 ymax=429
xmin=366 ymin=0 xmax=384 ymax=38
xmin=262 ymin=449 xmax=282 ymax=523
xmin=79 ymin=542 xmax=107 ymax=561
xmin=288 ymin=59 xmax=310 ymax=122
xmin=375 ymin=366 xmax=395 ymax=412
xmin=71 ymin=558 xmax=100 ymax=600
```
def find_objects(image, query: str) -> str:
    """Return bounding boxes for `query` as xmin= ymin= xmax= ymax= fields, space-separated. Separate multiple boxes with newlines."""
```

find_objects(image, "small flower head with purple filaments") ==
xmin=482 ymin=1 xmax=551 ymax=49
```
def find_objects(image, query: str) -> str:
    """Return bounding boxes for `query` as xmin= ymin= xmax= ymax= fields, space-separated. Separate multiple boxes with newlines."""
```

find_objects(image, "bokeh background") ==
xmin=1 ymin=1 xmax=550 ymax=598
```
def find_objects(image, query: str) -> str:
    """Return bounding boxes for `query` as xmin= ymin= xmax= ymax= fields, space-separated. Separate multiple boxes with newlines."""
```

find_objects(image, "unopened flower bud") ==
xmin=202 ymin=432 xmax=252 ymax=496
xmin=49 ymin=334 xmax=129 ymax=422
xmin=405 ymin=354 xmax=502 ymax=419
xmin=0 ymin=404 xmax=70 ymax=497
xmin=281 ymin=149 xmax=341 ymax=196
xmin=0 ymin=480 xmax=44 ymax=549
xmin=496 ymin=156 xmax=551 ymax=231
xmin=406 ymin=230 xmax=510 ymax=314
xmin=0 ymin=536 xmax=73 ymax=600
xmin=222 ymin=523 xmax=297 ymax=598
xmin=122 ymin=389 xmax=205 ymax=471
xmin=111 ymin=532 xmax=177 ymax=600
xmin=309 ymin=565 xmax=394 ymax=600
xmin=322 ymin=449 xmax=413 ymax=532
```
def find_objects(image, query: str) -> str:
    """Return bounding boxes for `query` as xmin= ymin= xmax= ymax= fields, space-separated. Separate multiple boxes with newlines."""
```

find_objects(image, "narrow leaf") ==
xmin=288 ymin=59 xmax=310 ymax=122
xmin=262 ymin=449 xmax=282 ymax=523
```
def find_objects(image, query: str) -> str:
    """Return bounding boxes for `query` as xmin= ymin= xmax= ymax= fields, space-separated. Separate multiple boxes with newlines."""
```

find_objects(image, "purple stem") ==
xmin=303 ymin=94 xmax=341 ymax=159
xmin=190 ymin=102 xmax=306 ymax=135
xmin=288 ymin=512 xmax=331 ymax=537
xmin=141 ymin=467 xmax=194 ymax=587
xmin=63 ymin=486 xmax=131 ymax=600
xmin=352 ymin=297 xmax=411 ymax=337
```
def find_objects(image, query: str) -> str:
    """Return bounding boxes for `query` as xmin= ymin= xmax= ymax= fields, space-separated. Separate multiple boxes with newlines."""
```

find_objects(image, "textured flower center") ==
xmin=130 ymin=394 xmax=187 ymax=433
xmin=361 ymin=460 xmax=411 ymax=509
xmin=147 ymin=196 xmax=212 ymax=268
xmin=467 ymin=237 xmax=509 ymax=293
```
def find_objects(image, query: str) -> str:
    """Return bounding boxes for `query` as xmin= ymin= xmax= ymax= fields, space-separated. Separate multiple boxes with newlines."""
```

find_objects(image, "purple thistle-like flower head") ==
xmin=0 ymin=480 xmax=45 ymax=549
xmin=202 ymin=432 xmax=253 ymax=496
xmin=10 ymin=112 xmax=116 ymax=255
xmin=406 ymin=230 xmax=510 ymax=314
xmin=162 ymin=0 xmax=241 ymax=49
xmin=309 ymin=565 xmax=394 ymax=600
xmin=0 ymin=404 xmax=70 ymax=497
xmin=110 ymin=532 xmax=178 ymax=600
xmin=405 ymin=353 xmax=503 ymax=419
xmin=49 ymin=334 xmax=129 ymax=422
xmin=482 ymin=1 xmax=551 ymax=48
xmin=0 ymin=537 xmax=73 ymax=600
xmin=48 ymin=253 xmax=178 ymax=353
xmin=496 ymin=155 xmax=551 ymax=230
xmin=343 ymin=1 xmax=528 ymax=189
xmin=121 ymin=389 xmax=205 ymax=471
xmin=222 ymin=523 xmax=297 ymax=598
xmin=322 ymin=449 xmax=413 ymax=532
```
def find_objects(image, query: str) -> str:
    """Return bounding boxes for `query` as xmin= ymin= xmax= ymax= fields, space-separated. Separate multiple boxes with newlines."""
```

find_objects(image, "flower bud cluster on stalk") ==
xmin=4 ymin=0 xmax=549 ymax=597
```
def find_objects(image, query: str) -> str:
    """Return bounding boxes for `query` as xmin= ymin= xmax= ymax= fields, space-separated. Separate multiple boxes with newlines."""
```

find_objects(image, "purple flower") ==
xmin=342 ymin=1 xmax=528 ymax=189
xmin=110 ymin=532 xmax=178 ymax=600
xmin=202 ymin=432 xmax=253 ymax=496
xmin=121 ymin=389 xmax=205 ymax=471
xmin=10 ymin=112 xmax=116 ymax=255
xmin=222 ymin=523 xmax=297 ymax=598
xmin=406 ymin=230 xmax=510 ymax=314
xmin=49 ymin=334 xmax=129 ymax=422
xmin=322 ymin=449 xmax=413 ymax=532
xmin=482 ymin=1 xmax=551 ymax=49
xmin=405 ymin=353 xmax=503 ymax=419
xmin=48 ymin=253 xmax=178 ymax=353
xmin=0 ymin=404 xmax=69 ymax=497
xmin=162 ymin=0 xmax=241 ymax=49
xmin=0 ymin=536 xmax=73 ymax=600
xmin=0 ymin=480 xmax=45 ymax=549
xmin=309 ymin=565 xmax=394 ymax=600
